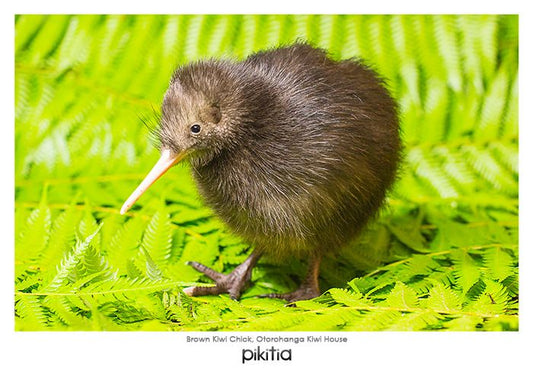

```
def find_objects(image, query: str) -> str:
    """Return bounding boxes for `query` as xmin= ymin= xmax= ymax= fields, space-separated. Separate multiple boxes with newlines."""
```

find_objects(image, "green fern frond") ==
xmin=25 ymin=15 xmax=71 ymax=66
xmin=457 ymin=16 xmax=485 ymax=94
xmin=501 ymin=73 xmax=518 ymax=138
xmin=15 ymin=295 xmax=49 ymax=330
xmin=391 ymin=311 xmax=443 ymax=331
xmin=41 ymin=295 xmax=93 ymax=329
xmin=490 ymin=142 xmax=518 ymax=176
xmin=422 ymin=282 xmax=461 ymax=312
xmin=143 ymin=249 xmax=164 ymax=281
xmin=407 ymin=147 xmax=459 ymax=198
xmin=38 ymin=203 xmax=81 ymax=271
xmin=476 ymin=67 xmax=510 ymax=139
xmin=15 ymin=15 xmax=47 ymax=55
xmin=15 ymin=273 xmax=42 ymax=292
xmin=433 ymin=146 xmax=477 ymax=192
xmin=15 ymin=194 xmax=51 ymax=266
xmin=70 ymin=244 xmax=115 ymax=284
xmin=462 ymin=145 xmax=517 ymax=195
xmin=433 ymin=15 xmax=463 ymax=91
xmin=450 ymin=250 xmax=481 ymax=295
xmin=78 ymin=206 xmax=101 ymax=244
xmin=328 ymin=287 xmax=367 ymax=307
xmin=140 ymin=208 xmax=172 ymax=266
xmin=385 ymin=281 xmax=419 ymax=308
xmin=44 ymin=224 xmax=103 ymax=291
xmin=443 ymin=315 xmax=483 ymax=331
xmin=105 ymin=216 xmax=146 ymax=274
xmin=465 ymin=279 xmax=511 ymax=316
xmin=483 ymin=247 xmax=515 ymax=282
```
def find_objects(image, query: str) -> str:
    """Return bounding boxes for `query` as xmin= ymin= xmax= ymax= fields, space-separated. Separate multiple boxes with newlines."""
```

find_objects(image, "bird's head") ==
xmin=120 ymin=60 xmax=244 ymax=214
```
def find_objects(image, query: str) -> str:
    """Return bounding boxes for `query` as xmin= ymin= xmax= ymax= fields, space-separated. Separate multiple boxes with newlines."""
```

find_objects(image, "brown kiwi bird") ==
xmin=120 ymin=43 xmax=401 ymax=302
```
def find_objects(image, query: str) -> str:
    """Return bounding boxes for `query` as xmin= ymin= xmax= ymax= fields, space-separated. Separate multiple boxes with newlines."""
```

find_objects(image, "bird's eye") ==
xmin=190 ymin=124 xmax=201 ymax=134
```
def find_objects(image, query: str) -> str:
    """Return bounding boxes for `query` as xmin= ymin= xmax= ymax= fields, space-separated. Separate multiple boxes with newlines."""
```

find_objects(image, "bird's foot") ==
xmin=259 ymin=254 xmax=322 ymax=303
xmin=183 ymin=252 xmax=261 ymax=300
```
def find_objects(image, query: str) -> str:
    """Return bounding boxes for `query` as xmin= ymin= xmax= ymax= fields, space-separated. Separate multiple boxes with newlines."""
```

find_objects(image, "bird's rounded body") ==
xmin=122 ymin=43 xmax=401 ymax=300
xmin=169 ymin=44 xmax=401 ymax=259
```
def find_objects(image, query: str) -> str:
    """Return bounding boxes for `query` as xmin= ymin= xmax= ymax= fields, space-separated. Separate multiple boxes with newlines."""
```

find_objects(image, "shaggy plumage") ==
xmin=122 ymin=43 xmax=401 ymax=301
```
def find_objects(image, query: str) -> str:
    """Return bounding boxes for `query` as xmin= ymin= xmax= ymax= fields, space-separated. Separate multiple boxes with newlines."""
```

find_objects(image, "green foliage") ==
xmin=15 ymin=15 xmax=518 ymax=331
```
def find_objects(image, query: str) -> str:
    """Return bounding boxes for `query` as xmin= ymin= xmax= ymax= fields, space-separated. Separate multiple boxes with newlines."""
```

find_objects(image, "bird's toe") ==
xmin=183 ymin=285 xmax=225 ymax=296
xmin=184 ymin=255 xmax=259 ymax=300
xmin=187 ymin=261 xmax=225 ymax=281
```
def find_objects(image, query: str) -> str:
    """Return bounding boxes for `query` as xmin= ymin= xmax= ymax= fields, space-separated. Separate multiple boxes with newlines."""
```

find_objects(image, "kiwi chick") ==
xmin=120 ymin=43 xmax=401 ymax=302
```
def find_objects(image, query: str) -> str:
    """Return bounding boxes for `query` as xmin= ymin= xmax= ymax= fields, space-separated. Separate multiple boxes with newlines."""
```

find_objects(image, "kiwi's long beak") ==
xmin=120 ymin=148 xmax=187 ymax=215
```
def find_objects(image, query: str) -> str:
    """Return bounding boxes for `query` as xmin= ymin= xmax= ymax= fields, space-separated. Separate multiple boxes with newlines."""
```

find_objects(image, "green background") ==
xmin=15 ymin=15 xmax=518 ymax=331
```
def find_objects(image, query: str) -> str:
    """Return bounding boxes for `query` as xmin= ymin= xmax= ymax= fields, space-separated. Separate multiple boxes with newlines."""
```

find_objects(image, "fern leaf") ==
xmin=26 ymin=15 xmax=70 ymax=66
xmin=477 ymin=15 xmax=499 ymax=81
xmin=15 ymin=15 xmax=47 ymax=54
xmin=55 ymin=16 xmax=96 ymax=71
xmin=385 ymin=281 xmax=419 ymax=308
xmin=15 ymin=273 xmax=42 ymax=292
xmin=42 ymin=295 xmax=92 ymax=329
xmin=143 ymin=249 xmax=164 ymax=281
xmin=345 ymin=309 xmax=401 ymax=331
xmin=15 ymin=295 xmax=48 ymax=330
xmin=407 ymin=147 xmax=459 ymax=198
xmin=483 ymin=247 xmax=515 ymax=282
xmin=39 ymin=203 xmax=81 ymax=272
xmin=78 ymin=206 xmax=101 ymax=246
xmin=450 ymin=250 xmax=481 ymax=295
xmin=140 ymin=208 xmax=172 ymax=267
xmin=443 ymin=315 xmax=483 ymax=331
xmin=98 ymin=301 xmax=151 ymax=324
xmin=126 ymin=258 xmax=144 ymax=279
xmin=433 ymin=15 xmax=462 ymax=91
xmin=386 ymin=310 xmax=442 ymax=331
xmin=465 ymin=279 xmax=510 ymax=316
xmin=422 ymin=282 xmax=461 ymax=312
xmin=501 ymin=73 xmax=518 ymax=138
xmin=483 ymin=314 xmax=518 ymax=331
xmin=328 ymin=288 xmax=367 ymax=307
xmin=433 ymin=146 xmax=477 ymax=192
xmin=15 ymin=198 xmax=51 ymax=265
xmin=238 ymin=307 xmax=307 ymax=331
xmin=71 ymin=244 xmax=115 ymax=284
xmin=106 ymin=217 xmax=146 ymax=274
xmin=476 ymin=67 xmax=510 ymax=140
xmin=462 ymin=145 xmax=517 ymax=196
xmin=44 ymin=224 xmax=103 ymax=291
xmin=75 ymin=277 xmax=194 ymax=304
xmin=457 ymin=16 xmax=484 ymax=94
xmin=489 ymin=142 xmax=518 ymax=176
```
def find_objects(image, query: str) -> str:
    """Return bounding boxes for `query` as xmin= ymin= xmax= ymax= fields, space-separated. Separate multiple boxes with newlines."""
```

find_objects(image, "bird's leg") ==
xmin=183 ymin=251 xmax=262 ymax=300
xmin=261 ymin=254 xmax=322 ymax=302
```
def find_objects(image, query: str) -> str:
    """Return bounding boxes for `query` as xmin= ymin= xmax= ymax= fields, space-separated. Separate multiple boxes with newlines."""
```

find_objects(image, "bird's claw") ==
xmin=182 ymin=267 xmax=248 ymax=300
xmin=184 ymin=253 xmax=260 ymax=300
